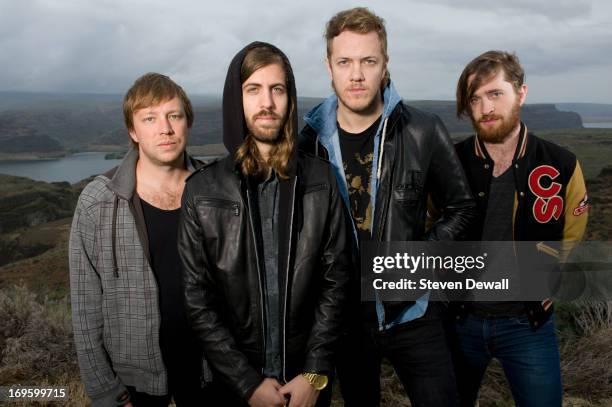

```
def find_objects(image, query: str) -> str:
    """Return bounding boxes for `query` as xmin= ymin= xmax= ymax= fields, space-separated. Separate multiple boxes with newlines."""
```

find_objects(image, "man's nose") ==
xmin=481 ymin=97 xmax=495 ymax=115
xmin=350 ymin=63 xmax=365 ymax=82
xmin=159 ymin=116 xmax=174 ymax=135
xmin=260 ymin=89 xmax=274 ymax=110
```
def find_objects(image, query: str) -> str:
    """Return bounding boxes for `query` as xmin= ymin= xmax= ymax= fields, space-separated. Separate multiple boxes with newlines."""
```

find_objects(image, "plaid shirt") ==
xmin=69 ymin=149 xmax=200 ymax=406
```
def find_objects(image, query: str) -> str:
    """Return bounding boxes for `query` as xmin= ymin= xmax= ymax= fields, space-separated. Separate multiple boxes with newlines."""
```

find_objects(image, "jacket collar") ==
xmin=107 ymin=147 xmax=200 ymax=200
xmin=303 ymin=80 xmax=403 ymax=143
xmin=474 ymin=121 xmax=529 ymax=161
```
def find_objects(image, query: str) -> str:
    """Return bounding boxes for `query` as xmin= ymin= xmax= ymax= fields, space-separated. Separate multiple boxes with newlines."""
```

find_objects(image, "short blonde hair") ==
xmin=325 ymin=7 xmax=390 ymax=87
xmin=123 ymin=73 xmax=194 ymax=147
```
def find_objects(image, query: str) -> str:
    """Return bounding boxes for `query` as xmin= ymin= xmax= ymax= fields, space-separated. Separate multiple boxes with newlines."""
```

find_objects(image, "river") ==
xmin=0 ymin=152 xmax=220 ymax=184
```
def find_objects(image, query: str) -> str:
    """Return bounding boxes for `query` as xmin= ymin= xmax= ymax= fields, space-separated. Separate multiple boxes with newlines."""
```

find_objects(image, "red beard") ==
xmin=472 ymin=100 xmax=521 ymax=143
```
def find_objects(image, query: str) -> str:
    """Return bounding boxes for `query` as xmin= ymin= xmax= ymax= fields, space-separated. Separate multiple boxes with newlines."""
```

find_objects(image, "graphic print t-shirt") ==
xmin=338 ymin=116 xmax=381 ymax=242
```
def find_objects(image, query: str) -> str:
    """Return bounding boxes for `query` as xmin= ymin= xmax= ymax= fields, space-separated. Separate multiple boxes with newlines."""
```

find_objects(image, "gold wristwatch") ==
xmin=302 ymin=372 xmax=328 ymax=390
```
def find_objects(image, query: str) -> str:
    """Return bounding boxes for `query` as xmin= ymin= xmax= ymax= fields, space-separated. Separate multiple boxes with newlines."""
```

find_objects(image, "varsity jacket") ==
xmin=454 ymin=122 xmax=589 ymax=329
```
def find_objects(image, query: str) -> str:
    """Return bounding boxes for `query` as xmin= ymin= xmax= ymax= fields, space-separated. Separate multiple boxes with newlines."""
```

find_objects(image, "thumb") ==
xmin=279 ymin=382 xmax=291 ymax=396
xmin=271 ymin=378 xmax=283 ymax=390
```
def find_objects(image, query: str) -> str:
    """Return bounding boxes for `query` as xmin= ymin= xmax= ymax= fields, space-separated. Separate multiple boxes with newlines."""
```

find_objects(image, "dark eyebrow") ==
xmin=485 ymin=89 xmax=503 ymax=94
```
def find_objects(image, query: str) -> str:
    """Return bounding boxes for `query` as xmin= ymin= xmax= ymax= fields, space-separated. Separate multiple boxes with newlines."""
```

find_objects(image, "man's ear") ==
xmin=518 ymin=84 xmax=528 ymax=106
xmin=325 ymin=57 xmax=333 ymax=80
xmin=129 ymin=129 xmax=139 ymax=145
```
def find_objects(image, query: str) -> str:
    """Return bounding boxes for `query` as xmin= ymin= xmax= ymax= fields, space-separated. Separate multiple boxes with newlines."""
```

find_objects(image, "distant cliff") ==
xmin=408 ymin=101 xmax=583 ymax=133
xmin=0 ymin=117 xmax=64 ymax=156
xmin=0 ymin=93 xmax=586 ymax=154
xmin=0 ymin=174 xmax=77 ymax=235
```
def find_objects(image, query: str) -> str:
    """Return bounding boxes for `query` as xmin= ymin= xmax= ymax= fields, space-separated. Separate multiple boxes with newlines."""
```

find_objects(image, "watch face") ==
xmin=313 ymin=374 xmax=328 ymax=390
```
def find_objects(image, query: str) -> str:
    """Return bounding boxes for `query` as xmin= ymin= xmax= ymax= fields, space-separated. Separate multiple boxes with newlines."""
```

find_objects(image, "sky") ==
xmin=1 ymin=0 xmax=611 ymax=103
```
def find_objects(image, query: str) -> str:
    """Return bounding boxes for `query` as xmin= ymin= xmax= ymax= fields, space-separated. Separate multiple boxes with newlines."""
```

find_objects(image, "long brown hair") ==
xmin=235 ymin=46 xmax=295 ymax=180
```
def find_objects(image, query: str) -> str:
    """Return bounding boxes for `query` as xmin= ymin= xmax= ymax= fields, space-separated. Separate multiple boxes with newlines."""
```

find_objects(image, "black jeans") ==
xmin=126 ymin=347 xmax=208 ymax=407
xmin=337 ymin=307 xmax=458 ymax=407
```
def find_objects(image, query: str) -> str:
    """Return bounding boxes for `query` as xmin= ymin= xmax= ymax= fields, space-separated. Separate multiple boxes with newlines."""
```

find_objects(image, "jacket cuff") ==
xmin=302 ymin=357 xmax=332 ymax=376
xmin=89 ymin=378 xmax=128 ymax=407
xmin=240 ymin=372 xmax=265 ymax=401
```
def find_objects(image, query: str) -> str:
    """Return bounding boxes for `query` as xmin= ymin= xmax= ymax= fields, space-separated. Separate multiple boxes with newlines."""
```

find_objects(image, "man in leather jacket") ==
xmin=298 ymin=7 xmax=475 ymax=407
xmin=178 ymin=42 xmax=351 ymax=407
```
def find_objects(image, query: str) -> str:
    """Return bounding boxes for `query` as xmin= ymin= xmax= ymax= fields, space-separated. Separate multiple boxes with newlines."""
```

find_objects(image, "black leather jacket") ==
xmin=178 ymin=153 xmax=351 ymax=399
xmin=300 ymin=102 xmax=476 ymax=324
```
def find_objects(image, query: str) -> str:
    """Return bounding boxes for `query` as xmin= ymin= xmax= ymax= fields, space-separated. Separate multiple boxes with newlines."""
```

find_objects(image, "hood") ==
xmin=222 ymin=41 xmax=299 ymax=171
xmin=303 ymin=80 xmax=403 ymax=143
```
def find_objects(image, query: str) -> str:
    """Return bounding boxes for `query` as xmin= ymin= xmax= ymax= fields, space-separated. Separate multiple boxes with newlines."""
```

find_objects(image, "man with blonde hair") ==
xmin=300 ymin=7 xmax=476 ymax=406
xmin=70 ymin=73 xmax=207 ymax=406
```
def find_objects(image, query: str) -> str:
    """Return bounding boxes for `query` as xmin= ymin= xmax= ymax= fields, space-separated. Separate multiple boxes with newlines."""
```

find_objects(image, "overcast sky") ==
xmin=2 ymin=0 xmax=611 ymax=103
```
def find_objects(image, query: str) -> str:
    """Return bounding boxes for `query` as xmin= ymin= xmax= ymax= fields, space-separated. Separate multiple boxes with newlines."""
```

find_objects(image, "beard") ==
xmin=472 ymin=100 xmax=521 ymax=144
xmin=332 ymin=80 xmax=382 ymax=115
xmin=245 ymin=109 xmax=286 ymax=143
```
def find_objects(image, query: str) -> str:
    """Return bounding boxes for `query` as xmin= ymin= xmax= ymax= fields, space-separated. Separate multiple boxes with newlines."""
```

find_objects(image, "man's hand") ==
xmin=248 ymin=378 xmax=286 ymax=407
xmin=279 ymin=375 xmax=319 ymax=407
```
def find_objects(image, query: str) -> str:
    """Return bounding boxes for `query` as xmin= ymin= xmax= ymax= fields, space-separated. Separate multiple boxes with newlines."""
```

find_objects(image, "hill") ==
xmin=557 ymin=103 xmax=612 ymax=123
xmin=0 ymin=92 xmax=586 ymax=157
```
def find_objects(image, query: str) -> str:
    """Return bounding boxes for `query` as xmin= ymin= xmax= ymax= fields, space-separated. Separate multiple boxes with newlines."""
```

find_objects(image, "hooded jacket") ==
xmin=299 ymin=83 xmax=476 ymax=329
xmin=69 ymin=148 xmax=204 ymax=407
xmin=178 ymin=42 xmax=351 ymax=400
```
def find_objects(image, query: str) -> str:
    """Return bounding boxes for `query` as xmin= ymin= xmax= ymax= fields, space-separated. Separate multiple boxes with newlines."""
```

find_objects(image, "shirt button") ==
xmin=478 ymin=192 xmax=485 ymax=197
xmin=519 ymin=191 xmax=525 ymax=197
xmin=484 ymin=164 xmax=490 ymax=169
xmin=515 ymin=164 xmax=519 ymax=169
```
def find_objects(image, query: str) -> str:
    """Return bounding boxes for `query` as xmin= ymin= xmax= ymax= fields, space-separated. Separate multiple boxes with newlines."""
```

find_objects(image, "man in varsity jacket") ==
xmin=451 ymin=50 xmax=589 ymax=407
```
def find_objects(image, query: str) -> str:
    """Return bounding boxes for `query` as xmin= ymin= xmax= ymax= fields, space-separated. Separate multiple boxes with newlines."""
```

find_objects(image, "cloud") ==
xmin=0 ymin=0 xmax=610 ymax=103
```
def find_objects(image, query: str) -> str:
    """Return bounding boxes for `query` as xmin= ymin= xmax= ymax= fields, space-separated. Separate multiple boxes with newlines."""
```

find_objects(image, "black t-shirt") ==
xmin=141 ymin=199 xmax=202 ymax=374
xmin=338 ymin=116 xmax=381 ymax=243
xmin=472 ymin=168 xmax=524 ymax=317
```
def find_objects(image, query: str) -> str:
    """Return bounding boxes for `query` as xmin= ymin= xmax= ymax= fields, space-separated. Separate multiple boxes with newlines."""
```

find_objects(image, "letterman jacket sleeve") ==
xmin=558 ymin=160 xmax=589 ymax=265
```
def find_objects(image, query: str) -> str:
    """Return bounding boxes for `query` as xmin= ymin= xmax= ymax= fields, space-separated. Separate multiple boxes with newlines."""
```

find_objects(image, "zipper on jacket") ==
xmin=196 ymin=197 xmax=240 ymax=216
xmin=244 ymin=186 xmax=267 ymax=373
xmin=282 ymin=177 xmax=297 ymax=383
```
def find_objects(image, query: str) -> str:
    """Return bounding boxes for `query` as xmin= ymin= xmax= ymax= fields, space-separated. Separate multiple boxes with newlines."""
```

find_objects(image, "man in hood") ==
xmin=178 ymin=42 xmax=350 ymax=407
xmin=299 ymin=7 xmax=476 ymax=407
xmin=70 ymin=73 xmax=207 ymax=406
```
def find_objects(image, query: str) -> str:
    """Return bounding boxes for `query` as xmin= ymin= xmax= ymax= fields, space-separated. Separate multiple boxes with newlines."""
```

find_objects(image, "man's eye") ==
xmin=246 ymin=87 xmax=258 ymax=94
xmin=491 ymin=91 xmax=503 ymax=98
xmin=364 ymin=59 xmax=377 ymax=65
xmin=143 ymin=117 xmax=154 ymax=122
xmin=273 ymin=87 xmax=285 ymax=94
xmin=337 ymin=60 xmax=348 ymax=66
xmin=169 ymin=114 xmax=182 ymax=120
xmin=469 ymin=97 xmax=480 ymax=105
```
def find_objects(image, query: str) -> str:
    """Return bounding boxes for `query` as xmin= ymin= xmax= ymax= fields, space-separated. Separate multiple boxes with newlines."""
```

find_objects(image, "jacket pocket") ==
xmin=302 ymin=183 xmax=328 ymax=195
xmin=195 ymin=197 xmax=240 ymax=216
xmin=393 ymin=173 xmax=423 ymax=204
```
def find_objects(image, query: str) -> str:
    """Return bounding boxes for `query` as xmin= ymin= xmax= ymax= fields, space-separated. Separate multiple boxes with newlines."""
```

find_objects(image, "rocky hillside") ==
xmin=0 ymin=93 xmax=585 ymax=155
xmin=585 ymin=165 xmax=612 ymax=240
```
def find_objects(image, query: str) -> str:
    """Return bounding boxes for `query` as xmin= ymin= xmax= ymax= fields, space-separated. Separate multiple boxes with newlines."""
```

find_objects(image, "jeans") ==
xmin=450 ymin=314 xmax=562 ymax=407
xmin=337 ymin=311 xmax=458 ymax=407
